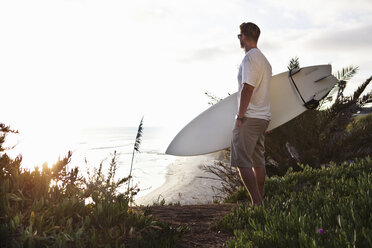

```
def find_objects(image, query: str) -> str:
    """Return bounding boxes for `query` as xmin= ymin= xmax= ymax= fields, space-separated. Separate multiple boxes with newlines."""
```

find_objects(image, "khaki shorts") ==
xmin=231 ymin=117 xmax=269 ymax=168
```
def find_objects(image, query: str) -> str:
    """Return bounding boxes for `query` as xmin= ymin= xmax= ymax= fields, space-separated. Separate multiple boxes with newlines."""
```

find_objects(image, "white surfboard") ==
xmin=166 ymin=65 xmax=338 ymax=156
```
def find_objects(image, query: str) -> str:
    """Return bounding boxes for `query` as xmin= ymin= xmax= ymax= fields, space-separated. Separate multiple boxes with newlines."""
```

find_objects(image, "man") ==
xmin=231 ymin=22 xmax=272 ymax=206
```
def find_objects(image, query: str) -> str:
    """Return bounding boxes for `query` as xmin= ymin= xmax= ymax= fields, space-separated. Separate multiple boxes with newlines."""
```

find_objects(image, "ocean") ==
xmin=6 ymin=125 xmax=178 ymax=200
xmin=73 ymin=126 xmax=177 ymax=199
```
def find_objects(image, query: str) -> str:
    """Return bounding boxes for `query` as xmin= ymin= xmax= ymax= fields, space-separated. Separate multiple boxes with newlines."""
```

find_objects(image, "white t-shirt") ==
xmin=237 ymin=48 xmax=272 ymax=121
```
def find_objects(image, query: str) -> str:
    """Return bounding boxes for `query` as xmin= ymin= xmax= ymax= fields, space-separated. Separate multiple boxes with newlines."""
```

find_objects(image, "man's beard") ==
xmin=240 ymin=39 xmax=244 ymax=49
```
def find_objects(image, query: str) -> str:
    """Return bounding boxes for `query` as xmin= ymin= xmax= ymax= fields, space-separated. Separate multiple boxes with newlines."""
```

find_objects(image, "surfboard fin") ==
xmin=304 ymin=97 xmax=319 ymax=109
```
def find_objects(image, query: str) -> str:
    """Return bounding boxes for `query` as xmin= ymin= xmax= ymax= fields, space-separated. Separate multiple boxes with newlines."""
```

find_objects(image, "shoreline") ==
xmin=135 ymin=152 xmax=226 ymax=206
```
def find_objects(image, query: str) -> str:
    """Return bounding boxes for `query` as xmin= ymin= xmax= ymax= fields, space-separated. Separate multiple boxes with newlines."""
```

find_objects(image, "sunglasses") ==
xmin=237 ymin=34 xmax=242 ymax=39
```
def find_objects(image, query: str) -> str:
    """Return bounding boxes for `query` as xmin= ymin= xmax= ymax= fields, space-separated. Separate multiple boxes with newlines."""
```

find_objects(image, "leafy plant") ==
xmin=287 ymin=56 xmax=300 ymax=71
xmin=265 ymin=59 xmax=372 ymax=174
xmin=0 ymin=122 xmax=183 ymax=247
xmin=217 ymin=157 xmax=372 ymax=248
xmin=205 ymin=91 xmax=223 ymax=106
xmin=203 ymin=58 xmax=372 ymax=192
xmin=0 ymin=123 xmax=18 ymax=153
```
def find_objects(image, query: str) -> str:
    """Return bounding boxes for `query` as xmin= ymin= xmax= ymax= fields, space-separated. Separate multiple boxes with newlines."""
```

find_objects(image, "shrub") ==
xmin=217 ymin=157 xmax=372 ymax=248
xmin=0 ymin=124 xmax=184 ymax=247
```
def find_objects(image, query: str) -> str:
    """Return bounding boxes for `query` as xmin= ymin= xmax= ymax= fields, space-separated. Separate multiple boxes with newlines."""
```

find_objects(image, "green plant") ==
xmin=0 ymin=123 xmax=183 ymax=247
xmin=265 ymin=61 xmax=372 ymax=174
xmin=151 ymin=195 xmax=166 ymax=206
xmin=217 ymin=157 xmax=372 ymax=248
xmin=205 ymin=59 xmax=372 ymax=176
xmin=287 ymin=56 xmax=300 ymax=71
xmin=127 ymin=117 xmax=144 ymax=193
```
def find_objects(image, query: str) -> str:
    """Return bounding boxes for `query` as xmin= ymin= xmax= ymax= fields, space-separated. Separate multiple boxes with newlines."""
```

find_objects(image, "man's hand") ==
xmin=236 ymin=119 xmax=243 ymax=128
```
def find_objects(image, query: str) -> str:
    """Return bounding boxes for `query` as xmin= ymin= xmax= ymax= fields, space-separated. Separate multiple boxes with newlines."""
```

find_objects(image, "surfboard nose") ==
xmin=165 ymin=144 xmax=176 ymax=155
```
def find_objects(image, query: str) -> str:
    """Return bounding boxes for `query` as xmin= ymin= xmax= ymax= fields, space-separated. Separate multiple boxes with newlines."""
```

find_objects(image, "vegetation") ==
xmin=265 ymin=60 xmax=372 ymax=175
xmin=0 ymin=123 xmax=185 ymax=248
xmin=127 ymin=117 xmax=144 ymax=193
xmin=205 ymin=91 xmax=224 ymax=106
xmin=216 ymin=157 xmax=372 ymax=247
xmin=2 ymin=57 xmax=371 ymax=247
xmin=203 ymin=59 xmax=372 ymax=189
xmin=202 ymin=59 xmax=372 ymax=247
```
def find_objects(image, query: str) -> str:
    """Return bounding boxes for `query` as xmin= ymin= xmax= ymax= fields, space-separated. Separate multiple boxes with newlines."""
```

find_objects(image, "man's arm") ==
xmin=238 ymin=83 xmax=254 ymax=118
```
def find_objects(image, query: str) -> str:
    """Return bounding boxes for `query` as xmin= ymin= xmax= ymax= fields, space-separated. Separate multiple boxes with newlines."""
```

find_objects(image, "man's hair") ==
xmin=240 ymin=22 xmax=260 ymax=43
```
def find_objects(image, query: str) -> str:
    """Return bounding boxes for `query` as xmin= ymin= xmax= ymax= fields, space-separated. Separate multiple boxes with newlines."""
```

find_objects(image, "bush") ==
xmin=264 ymin=67 xmax=372 ymax=175
xmin=205 ymin=61 xmax=372 ymax=176
xmin=216 ymin=157 xmax=372 ymax=248
xmin=0 ymin=124 xmax=184 ymax=247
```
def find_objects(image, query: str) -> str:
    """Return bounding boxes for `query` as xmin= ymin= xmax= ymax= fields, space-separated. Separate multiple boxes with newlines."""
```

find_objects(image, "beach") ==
xmin=135 ymin=152 xmax=225 ymax=206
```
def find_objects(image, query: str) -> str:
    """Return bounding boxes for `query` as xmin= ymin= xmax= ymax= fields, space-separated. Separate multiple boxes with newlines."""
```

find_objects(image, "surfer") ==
xmin=231 ymin=22 xmax=272 ymax=206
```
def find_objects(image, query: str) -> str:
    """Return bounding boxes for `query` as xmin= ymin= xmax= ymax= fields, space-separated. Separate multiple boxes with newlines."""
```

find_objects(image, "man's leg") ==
xmin=253 ymin=166 xmax=266 ymax=199
xmin=231 ymin=118 xmax=268 ymax=206
xmin=252 ymin=127 xmax=268 ymax=201
xmin=238 ymin=167 xmax=262 ymax=205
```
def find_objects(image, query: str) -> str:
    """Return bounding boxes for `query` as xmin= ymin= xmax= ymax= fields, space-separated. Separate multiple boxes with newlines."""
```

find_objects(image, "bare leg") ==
xmin=238 ymin=167 xmax=262 ymax=205
xmin=253 ymin=167 xmax=266 ymax=199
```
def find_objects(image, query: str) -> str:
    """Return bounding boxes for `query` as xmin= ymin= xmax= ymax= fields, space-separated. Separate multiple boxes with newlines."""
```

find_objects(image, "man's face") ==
xmin=239 ymin=34 xmax=244 ymax=49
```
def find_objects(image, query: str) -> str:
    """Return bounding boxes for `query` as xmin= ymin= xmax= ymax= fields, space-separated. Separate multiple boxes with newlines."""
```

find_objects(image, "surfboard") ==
xmin=166 ymin=65 xmax=338 ymax=156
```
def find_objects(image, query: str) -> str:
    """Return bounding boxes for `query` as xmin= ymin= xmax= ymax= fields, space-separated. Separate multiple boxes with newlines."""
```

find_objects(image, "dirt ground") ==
xmin=142 ymin=203 xmax=238 ymax=248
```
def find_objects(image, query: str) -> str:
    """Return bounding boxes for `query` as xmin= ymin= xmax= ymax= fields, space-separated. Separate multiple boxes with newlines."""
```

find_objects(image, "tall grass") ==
xmin=127 ymin=117 xmax=144 ymax=193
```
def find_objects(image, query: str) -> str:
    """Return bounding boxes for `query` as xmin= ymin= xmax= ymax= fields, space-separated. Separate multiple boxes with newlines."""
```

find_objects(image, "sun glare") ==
xmin=8 ymin=126 xmax=81 ymax=171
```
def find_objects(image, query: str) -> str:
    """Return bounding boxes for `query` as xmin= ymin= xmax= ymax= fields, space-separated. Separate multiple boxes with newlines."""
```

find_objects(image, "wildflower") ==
xmin=318 ymin=228 xmax=324 ymax=234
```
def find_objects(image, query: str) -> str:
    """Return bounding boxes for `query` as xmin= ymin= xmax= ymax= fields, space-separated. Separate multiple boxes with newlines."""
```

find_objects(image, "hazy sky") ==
xmin=1 ymin=0 xmax=372 ymax=165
